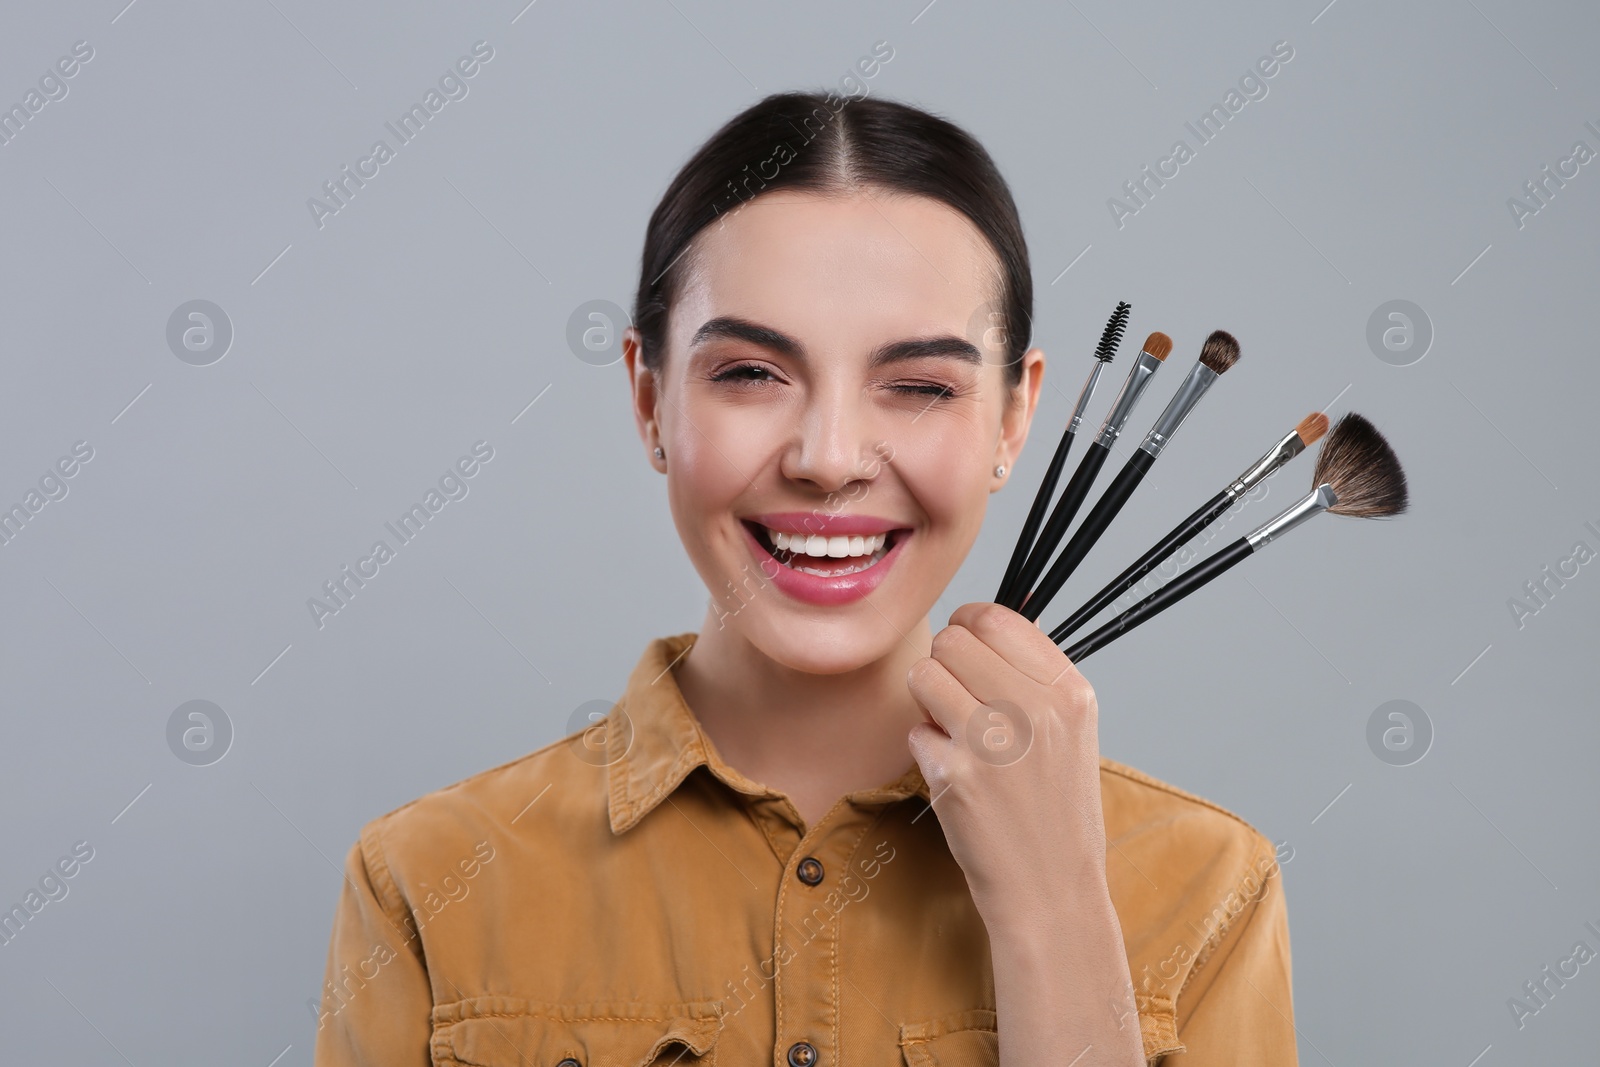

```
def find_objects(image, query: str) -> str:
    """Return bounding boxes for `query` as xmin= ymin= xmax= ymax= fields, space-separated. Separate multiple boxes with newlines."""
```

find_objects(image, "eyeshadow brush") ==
xmin=1059 ymin=412 xmax=1409 ymax=661
xmin=995 ymin=301 xmax=1130 ymax=605
xmin=1001 ymin=329 xmax=1173 ymax=611
xmin=1019 ymin=330 xmax=1241 ymax=623
xmin=1048 ymin=411 xmax=1329 ymax=643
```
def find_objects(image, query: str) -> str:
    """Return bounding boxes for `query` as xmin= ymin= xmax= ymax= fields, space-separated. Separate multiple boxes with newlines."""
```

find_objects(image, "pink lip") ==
xmin=739 ymin=518 xmax=912 ymax=607
xmin=746 ymin=511 xmax=904 ymax=537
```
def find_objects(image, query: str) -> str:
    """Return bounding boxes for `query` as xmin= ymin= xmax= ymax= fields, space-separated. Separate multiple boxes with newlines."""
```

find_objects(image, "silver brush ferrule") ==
xmin=1067 ymin=361 xmax=1108 ymax=434
xmin=1093 ymin=350 xmax=1163 ymax=448
xmin=1225 ymin=429 xmax=1307 ymax=498
xmin=1245 ymin=483 xmax=1339 ymax=549
xmin=1138 ymin=363 xmax=1219 ymax=458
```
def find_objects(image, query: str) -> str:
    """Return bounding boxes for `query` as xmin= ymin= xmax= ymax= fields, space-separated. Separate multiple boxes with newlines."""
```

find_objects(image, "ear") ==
xmin=993 ymin=346 xmax=1046 ymax=490
xmin=623 ymin=326 xmax=667 ymax=473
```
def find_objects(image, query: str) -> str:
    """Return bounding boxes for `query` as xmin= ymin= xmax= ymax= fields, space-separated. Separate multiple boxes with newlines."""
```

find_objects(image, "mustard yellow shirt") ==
xmin=314 ymin=633 xmax=1297 ymax=1065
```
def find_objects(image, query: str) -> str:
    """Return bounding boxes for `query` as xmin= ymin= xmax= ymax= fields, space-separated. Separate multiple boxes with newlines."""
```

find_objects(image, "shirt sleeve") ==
xmin=313 ymin=825 xmax=434 ymax=1067
xmin=1157 ymin=859 xmax=1298 ymax=1065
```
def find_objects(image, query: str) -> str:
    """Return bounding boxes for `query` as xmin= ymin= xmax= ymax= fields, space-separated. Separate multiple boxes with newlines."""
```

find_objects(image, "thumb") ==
xmin=907 ymin=722 xmax=952 ymax=785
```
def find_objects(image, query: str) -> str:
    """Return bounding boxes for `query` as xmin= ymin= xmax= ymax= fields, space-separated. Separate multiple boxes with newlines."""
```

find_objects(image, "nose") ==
xmin=780 ymin=382 xmax=879 ymax=495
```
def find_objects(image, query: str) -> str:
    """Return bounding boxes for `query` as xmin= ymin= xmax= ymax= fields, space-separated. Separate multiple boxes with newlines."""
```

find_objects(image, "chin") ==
xmin=733 ymin=608 xmax=919 ymax=677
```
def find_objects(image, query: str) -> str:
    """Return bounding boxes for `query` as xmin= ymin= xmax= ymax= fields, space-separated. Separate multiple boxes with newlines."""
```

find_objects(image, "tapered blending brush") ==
xmin=1000 ymin=329 xmax=1173 ymax=611
xmin=1048 ymin=411 xmax=1329 ymax=643
xmin=1018 ymin=330 xmax=1241 ymax=623
xmin=995 ymin=301 xmax=1130 ymax=605
xmin=1059 ymin=412 xmax=1408 ymax=661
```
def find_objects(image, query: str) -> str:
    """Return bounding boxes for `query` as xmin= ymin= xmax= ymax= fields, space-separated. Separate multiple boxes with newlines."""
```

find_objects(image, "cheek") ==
xmin=663 ymin=402 xmax=780 ymax=539
xmin=667 ymin=440 xmax=741 ymax=534
xmin=892 ymin=420 xmax=992 ymax=535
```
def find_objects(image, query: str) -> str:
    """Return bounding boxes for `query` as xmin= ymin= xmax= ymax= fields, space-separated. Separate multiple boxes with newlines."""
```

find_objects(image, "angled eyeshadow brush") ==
xmin=1000 ymin=329 xmax=1173 ymax=611
xmin=1048 ymin=411 xmax=1329 ymax=643
xmin=1059 ymin=412 xmax=1409 ymax=661
xmin=1019 ymin=330 xmax=1241 ymax=623
xmin=995 ymin=301 xmax=1130 ymax=605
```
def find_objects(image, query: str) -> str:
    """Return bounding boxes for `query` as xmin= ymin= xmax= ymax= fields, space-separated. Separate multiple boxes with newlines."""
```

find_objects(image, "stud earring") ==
xmin=994 ymin=464 xmax=1006 ymax=478
xmin=653 ymin=446 xmax=665 ymax=460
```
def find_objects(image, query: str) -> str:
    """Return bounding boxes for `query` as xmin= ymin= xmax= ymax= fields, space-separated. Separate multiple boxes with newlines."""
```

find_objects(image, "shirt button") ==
xmin=796 ymin=856 xmax=824 ymax=886
xmin=556 ymin=1060 xmax=580 ymax=1067
xmin=787 ymin=1040 xmax=818 ymax=1066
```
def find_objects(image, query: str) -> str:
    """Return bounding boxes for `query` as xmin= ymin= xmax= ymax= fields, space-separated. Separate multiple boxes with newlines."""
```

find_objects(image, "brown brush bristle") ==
xmin=1198 ymin=330 xmax=1240 ymax=374
xmin=1312 ymin=413 xmax=1409 ymax=517
xmin=1143 ymin=331 xmax=1173 ymax=362
xmin=1295 ymin=411 xmax=1330 ymax=447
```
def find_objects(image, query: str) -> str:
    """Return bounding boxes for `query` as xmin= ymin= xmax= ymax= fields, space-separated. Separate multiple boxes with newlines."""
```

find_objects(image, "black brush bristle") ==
xmin=1198 ymin=329 xmax=1240 ymax=374
xmin=1094 ymin=301 xmax=1131 ymax=362
xmin=1314 ymin=413 xmax=1409 ymax=518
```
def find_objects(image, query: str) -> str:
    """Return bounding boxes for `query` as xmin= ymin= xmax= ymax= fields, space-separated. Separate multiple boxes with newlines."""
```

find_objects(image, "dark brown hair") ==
xmin=632 ymin=90 xmax=1033 ymax=389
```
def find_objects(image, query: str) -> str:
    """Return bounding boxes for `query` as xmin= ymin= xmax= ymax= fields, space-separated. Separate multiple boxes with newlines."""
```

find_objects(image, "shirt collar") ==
xmin=605 ymin=633 xmax=931 ymax=834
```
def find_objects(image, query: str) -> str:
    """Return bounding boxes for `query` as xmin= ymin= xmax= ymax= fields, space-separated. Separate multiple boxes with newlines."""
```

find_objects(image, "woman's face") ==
xmin=626 ymin=189 xmax=1043 ymax=676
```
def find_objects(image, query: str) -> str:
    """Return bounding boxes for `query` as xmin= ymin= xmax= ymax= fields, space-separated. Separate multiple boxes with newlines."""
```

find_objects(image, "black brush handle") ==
xmin=1049 ymin=488 xmax=1232 ymax=643
xmin=1062 ymin=537 xmax=1255 ymax=661
xmin=1020 ymin=449 xmax=1155 ymax=623
xmin=1000 ymin=442 xmax=1111 ymax=611
xmin=995 ymin=427 xmax=1078 ymax=604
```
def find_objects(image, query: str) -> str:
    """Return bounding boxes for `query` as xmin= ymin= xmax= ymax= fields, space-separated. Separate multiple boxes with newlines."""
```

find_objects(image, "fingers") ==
xmin=947 ymin=601 xmax=1080 ymax=689
xmin=906 ymin=655 xmax=979 ymax=738
xmin=928 ymin=621 xmax=1027 ymax=708
xmin=909 ymin=601 xmax=1096 ymax=754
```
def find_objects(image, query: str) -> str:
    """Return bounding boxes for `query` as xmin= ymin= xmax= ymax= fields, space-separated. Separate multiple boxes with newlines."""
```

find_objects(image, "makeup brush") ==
xmin=1019 ymin=330 xmax=1241 ymax=623
xmin=1049 ymin=411 xmax=1329 ymax=643
xmin=1000 ymin=329 xmax=1173 ymax=611
xmin=1059 ymin=412 xmax=1408 ymax=661
xmin=995 ymin=301 xmax=1130 ymax=605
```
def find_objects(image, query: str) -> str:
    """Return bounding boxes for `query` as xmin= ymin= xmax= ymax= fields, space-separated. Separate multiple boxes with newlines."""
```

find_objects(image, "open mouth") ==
xmin=743 ymin=521 xmax=906 ymax=578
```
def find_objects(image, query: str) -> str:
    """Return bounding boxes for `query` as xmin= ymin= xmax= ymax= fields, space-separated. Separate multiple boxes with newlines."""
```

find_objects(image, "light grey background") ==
xmin=2 ymin=0 xmax=1596 ymax=1062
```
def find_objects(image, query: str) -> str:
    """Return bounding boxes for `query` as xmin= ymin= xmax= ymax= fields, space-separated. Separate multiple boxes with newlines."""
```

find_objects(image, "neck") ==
xmin=675 ymin=607 xmax=933 ymax=827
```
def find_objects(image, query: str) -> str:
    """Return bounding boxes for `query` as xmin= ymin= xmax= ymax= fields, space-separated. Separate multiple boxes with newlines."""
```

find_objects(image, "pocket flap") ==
xmin=899 ymin=1001 xmax=1183 ymax=1065
xmin=432 ymin=996 xmax=724 ymax=1067
xmin=899 ymin=1008 xmax=997 ymax=1067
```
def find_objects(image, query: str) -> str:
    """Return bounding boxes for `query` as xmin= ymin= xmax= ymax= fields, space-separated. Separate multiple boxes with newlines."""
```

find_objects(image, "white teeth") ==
xmin=791 ymin=556 xmax=879 ymax=577
xmin=762 ymin=526 xmax=890 ymax=561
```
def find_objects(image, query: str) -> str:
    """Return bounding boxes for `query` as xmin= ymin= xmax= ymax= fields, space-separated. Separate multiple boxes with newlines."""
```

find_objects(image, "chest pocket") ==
xmin=898 ymin=1008 xmax=998 ymax=1067
xmin=430 ymin=997 xmax=724 ymax=1067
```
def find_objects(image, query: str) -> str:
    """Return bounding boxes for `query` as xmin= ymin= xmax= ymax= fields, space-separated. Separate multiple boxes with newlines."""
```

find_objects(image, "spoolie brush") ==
xmin=1049 ymin=410 xmax=1328 ymax=643
xmin=1000 ymin=328 xmax=1173 ymax=611
xmin=995 ymin=301 xmax=1129 ymax=605
xmin=1018 ymin=330 xmax=1241 ymax=623
xmin=1060 ymin=412 xmax=1408 ymax=661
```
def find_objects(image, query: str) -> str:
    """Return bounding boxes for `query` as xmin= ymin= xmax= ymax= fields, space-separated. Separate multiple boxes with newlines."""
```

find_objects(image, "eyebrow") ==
xmin=689 ymin=316 xmax=982 ymax=368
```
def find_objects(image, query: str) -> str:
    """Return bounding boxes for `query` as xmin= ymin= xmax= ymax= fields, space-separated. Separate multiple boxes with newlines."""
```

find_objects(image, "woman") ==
xmin=314 ymin=91 xmax=1296 ymax=1066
